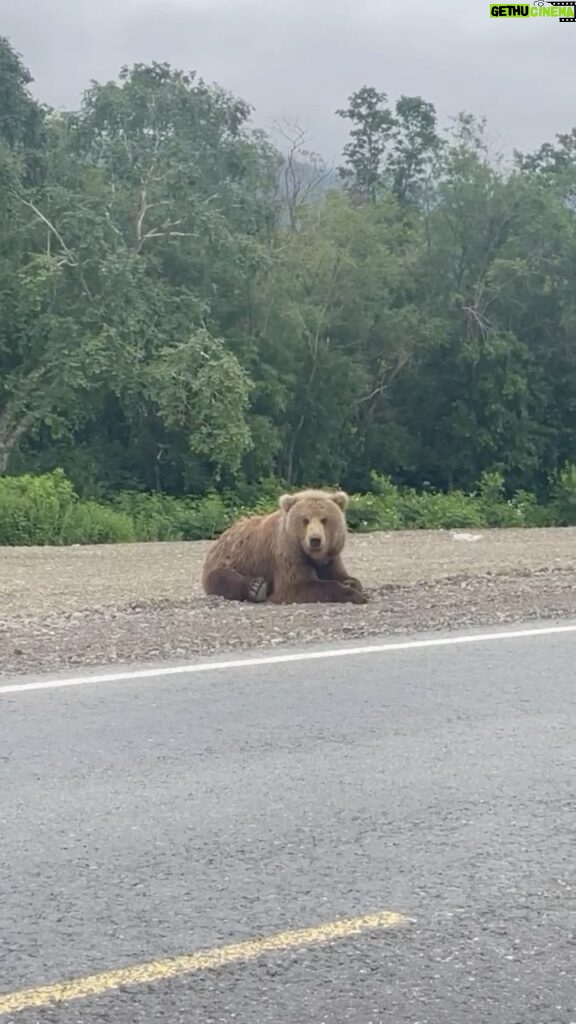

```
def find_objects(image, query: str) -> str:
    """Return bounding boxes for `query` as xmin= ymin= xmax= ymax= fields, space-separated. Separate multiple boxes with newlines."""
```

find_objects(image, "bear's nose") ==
xmin=308 ymin=535 xmax=322 ymax=549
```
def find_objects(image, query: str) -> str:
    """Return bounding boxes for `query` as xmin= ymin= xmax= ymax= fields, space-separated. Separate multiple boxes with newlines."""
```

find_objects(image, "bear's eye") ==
xmin=320 ymin=517 xmax=327 ymax=525
xmin=302 ymin=517 xmax=309 ymax=526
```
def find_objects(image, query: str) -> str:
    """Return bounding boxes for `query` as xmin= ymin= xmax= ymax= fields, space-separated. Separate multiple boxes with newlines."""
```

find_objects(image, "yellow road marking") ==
xmin=0 ymin=910 xmax=407 ymax=1015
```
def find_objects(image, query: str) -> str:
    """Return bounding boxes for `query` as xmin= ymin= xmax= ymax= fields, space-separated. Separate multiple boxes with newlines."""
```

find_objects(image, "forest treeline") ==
xmin=1 ymin=35 xmax=576 ymax=509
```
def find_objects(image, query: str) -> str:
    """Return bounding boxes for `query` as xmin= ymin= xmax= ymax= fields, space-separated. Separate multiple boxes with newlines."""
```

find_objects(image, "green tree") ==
xmin=336 ymin=87 xmax=394 ymax=204
xmin=394 ymin=116 xmax=543 ymax=490
xmin=0 ymin=35 xmax=45 ymax=167
xmin=2 ymin=59 xmax=278 ymax=487
xmin=388 ymin=95 xmax=441 ymax=205
xmin=337 ymin=87 xmax=441 ymax=208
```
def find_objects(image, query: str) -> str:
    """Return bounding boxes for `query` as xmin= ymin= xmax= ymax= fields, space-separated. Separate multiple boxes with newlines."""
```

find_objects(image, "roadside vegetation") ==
xmin=1 ymin=467 xmax=575 ymax=545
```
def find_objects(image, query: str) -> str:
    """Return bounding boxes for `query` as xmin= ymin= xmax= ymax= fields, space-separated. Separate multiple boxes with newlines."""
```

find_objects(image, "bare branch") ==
xmin=104 ymin=210 xmax=123 ymax=238
xmin=462 ymin=304 xmax=493 ymax=335
xmin=138 ymin=229 xmax=195 ymax=248
xmin=134 ymin=187 xmax=148 ymax=249
xmin=13 ymin=193 xmax=76 ymax=266
xmin=360 ymin=351 xmax=413 ymax=404
xmin=272 ymin=116 xmax=335 ymax=231
xmin=12 ymin=192 xmax=93 ymax=299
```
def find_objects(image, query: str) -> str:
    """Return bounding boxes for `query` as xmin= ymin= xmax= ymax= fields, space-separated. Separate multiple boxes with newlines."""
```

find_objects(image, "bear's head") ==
xmin=278 ymin=489 xmax=349 ymax=563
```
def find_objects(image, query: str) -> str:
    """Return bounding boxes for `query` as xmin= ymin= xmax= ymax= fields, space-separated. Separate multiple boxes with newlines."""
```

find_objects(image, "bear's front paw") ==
xmin=350 ymin=588 xmax=369 ymax=605
xmin=248 ymin=577 xmax=268 ymax=603
xmin=341 ymin=577 xmax=363 ymax=592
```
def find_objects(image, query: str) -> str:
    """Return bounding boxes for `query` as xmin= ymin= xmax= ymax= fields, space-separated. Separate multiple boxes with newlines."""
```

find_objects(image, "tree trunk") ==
xmin=0 ymin=445 xmax=10 ymax=475
xmin=0 ymin=409 xmax=33 ymax=474
xmin=284 ymin=413 xmax=306 ymax=485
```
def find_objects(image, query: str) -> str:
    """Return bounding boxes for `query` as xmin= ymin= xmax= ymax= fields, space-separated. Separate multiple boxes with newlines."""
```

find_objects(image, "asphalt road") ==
xmin=1 ymin=623 xmax=576 ymax=1023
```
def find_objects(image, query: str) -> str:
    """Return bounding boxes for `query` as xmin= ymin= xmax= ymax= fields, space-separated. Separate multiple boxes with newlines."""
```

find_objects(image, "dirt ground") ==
xmin=1 ymin=527 xmax=575 ymax=676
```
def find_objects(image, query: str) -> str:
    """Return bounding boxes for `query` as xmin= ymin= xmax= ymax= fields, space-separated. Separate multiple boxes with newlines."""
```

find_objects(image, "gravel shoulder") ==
xmin=1 ymin=527 xmax=575 ymax=676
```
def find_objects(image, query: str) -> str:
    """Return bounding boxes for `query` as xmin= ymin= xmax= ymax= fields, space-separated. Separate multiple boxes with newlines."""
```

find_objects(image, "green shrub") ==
xmin=549 ymin=463 xmax=576 ymax=526
xmin=477 ymin=469 xmax=506 ymax=505
xmin=229 ymin=476 xmax=286 ymax=510
xmin=180 ymin=493 xmax=232 ymax=540
xmin=60 ymin=502 xmax=136 ymax=544
xmin=112 ymin=490 xmax=233 ymax=540
xmin=511 ymin=490 xmax=554 ymax=527
xmin=368 ymin=471 xmax=401 ymax=499
xmin=112 ymin=492 xmax=185 ymax=540
xmin=398 ymin=489 xmax=486 ymax=529
xmin=473 ymin=470 xmax=521 ymax=527
xmin=347 ymin=492 xmax=403 ymax=532
xmin=0 ymin=468 xmax=564 ymax=546
xmin=0 ymin=468 xmax=76 ymax=545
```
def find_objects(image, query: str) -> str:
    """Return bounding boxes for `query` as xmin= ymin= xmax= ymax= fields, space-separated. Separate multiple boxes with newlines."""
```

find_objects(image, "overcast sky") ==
xmin=3 ymin=0 xmax=575 ymax=165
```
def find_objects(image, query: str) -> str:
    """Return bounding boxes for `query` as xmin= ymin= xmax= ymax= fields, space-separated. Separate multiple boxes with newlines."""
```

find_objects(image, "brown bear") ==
xmin=202 ymin=488 xmax=367 ymax=605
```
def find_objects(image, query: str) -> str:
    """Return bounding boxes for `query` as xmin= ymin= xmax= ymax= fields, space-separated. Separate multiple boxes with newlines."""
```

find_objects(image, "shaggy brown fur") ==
xmin=202 ymin=489 xmax=368 ymax=605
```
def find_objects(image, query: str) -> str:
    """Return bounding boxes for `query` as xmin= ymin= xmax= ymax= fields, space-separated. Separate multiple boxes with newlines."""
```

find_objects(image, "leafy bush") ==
xmin=179 ymin=493 xmax=232 ymax=540
xmin=509 ymin=490 xmax=553 ymax=528
xmin=112 ymin=492 xmax=190 ymax=541
xmin=347 ymin=492 xmax=403 ymax=532
xmin=0 ymin=468 xmax=569 ymax=546
xmin=0 ymin=468 xmax=76 ymax=545
xmin=112 ymin=491 xmax=233 ymax=540
xmin=228 ymin=476 xmax=286 ymax=510
xmin=549 ymin=463 xmax=576 ymax=526
xmin=398 ymin=489 xmax=486 ymax=529
xmin=348 ymin=474 xmax=487 ymax=531
xmin=60 ymin=502 xmax=136 ymax=544
xmin=474 ymin=471 xmax=521 ymax=527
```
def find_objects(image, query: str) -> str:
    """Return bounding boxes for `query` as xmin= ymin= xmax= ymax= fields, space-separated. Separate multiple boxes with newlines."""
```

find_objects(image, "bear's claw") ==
xmin=341 ymin=577 xmax=363 ymax=592
xmin=248 ymin=577 xmax=268 ymax=603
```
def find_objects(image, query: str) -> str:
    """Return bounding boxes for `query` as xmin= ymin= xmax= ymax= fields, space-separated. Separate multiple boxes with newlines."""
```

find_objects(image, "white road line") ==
xmin=0 ymin=622 xmax=575 ymax=697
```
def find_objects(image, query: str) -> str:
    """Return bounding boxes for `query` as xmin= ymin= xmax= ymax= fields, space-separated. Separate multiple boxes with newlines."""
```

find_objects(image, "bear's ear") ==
xmin=331 ymin=490 xmax=349 ymax=510
xmin=279 ymin=493 xmax=298 ymax=513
